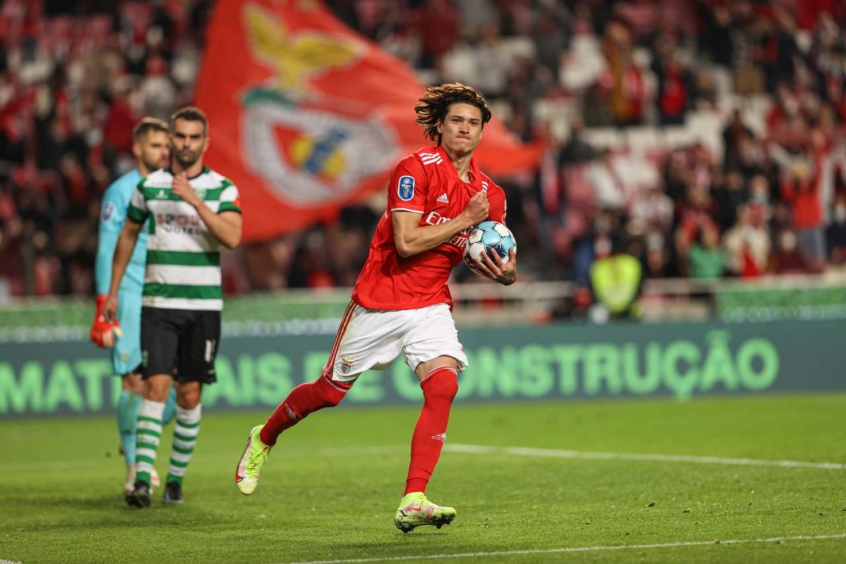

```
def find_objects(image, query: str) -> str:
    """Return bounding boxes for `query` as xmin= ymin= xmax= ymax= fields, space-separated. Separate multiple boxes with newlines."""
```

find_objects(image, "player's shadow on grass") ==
xmin=4 ymin=493 xmax=197 ymax=516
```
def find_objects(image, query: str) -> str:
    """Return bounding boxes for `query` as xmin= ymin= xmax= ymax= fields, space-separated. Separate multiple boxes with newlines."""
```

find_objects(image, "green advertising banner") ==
xmin=716 ymin=283 xmax=846 ymax=322
xmin=0 ymin=320 xmax=843 ymax=417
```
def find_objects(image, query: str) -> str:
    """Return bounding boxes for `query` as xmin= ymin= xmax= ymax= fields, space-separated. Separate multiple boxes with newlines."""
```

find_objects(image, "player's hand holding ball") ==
xmin=90 ymin=294 xmax=123 ymax=348
xmin=463 ymin=221 xmax=517 ymax=285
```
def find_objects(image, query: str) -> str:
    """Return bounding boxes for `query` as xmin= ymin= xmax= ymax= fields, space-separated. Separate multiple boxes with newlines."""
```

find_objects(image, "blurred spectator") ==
xmin=722 ymin=109 xmax=754 ymax=165
xmin=780 ymin=154 xmax=826 ymax=269
xmin=773 ymin=228 xmax=814 ymax=274
xmin=411 ymin=0 xmax=461 ymax=69
xmin=762 ymin=8 xmax=800 ymax=93
xmin=699 ymin=3 xmax=735 ymax=68
xmin=688 ymin=224 xmax=726 ymax=279
xmin=588 ymin=148 xmax=626 ymax=212
xmin=651 ymin=35 xmax=691 ymax=126
xmin=560 ymin=115 xmax=596 ymax=165
xmin=532 ymin=0 xmax=571 ymax=80
xmin=711 ymin=169 xmax=747 ymax=232
xmin=588 ymin=234 xmax=642 ymax=321
xmin=826 ymin=195 xmax=846 ymax=263
xmin=723 ymin=204 xmax=772 ymax=278
xmin=675 ymin=184 xmax=719 ymax=274
xmin=630 ymin=182 xmax=673 ymax=235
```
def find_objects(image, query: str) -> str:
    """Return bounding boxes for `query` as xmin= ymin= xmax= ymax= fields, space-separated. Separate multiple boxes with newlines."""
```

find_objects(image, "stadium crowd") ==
xmin=1 ymin=0 xmax=846 ymax=299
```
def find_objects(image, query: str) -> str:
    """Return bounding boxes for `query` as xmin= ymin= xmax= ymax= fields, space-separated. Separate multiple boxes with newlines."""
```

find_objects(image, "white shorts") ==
xmin=325 ymin=302 xmax=468 ymax=382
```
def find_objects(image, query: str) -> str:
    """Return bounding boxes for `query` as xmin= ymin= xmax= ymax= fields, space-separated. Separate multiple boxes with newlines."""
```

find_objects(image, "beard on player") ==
xmin=173 ymin=147 xmax=201 ymax=168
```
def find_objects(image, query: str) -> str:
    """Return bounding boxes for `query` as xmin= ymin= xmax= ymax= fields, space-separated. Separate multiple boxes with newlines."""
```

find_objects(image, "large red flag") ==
xmin=194 ymin=0 xmax=542 ymax=242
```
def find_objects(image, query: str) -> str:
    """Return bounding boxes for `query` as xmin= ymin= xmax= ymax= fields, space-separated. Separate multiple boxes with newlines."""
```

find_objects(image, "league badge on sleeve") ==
xmin=102 ymin=202 xmax=116 ymax=223
xmin=397 ymin=175 xmax=415 ymax=201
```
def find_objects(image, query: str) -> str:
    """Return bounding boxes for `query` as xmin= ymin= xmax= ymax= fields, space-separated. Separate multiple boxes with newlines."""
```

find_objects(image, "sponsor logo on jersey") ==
xmin=424 ymin=211 xmax=470 ymax=249
xmin=436 ymin=193 xmax=449 ymax=204
xmin=156 ymin=213 xmax=204 ymax=235
xmin=398 ymin=175 xmax=415 ymax=201
xmin=102 ymin=202 xmax=116 ymax=223
xmin=424 ymin=210 xmax=450 ymax=225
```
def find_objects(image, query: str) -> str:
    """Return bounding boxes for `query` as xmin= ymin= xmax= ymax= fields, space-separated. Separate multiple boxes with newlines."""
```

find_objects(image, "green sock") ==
xmin=167 ymin=404 xmax=201 ymax=485
xmin=135 ymin=400 xmax=165 ymax=485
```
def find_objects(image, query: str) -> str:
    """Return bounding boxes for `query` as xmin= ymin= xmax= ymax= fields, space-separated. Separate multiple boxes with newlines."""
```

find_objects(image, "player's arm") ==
xmin=103 ymin=218 xmax=144 ymax=323
xmin=91 ymin=183 xmax=129 ymax=346
xmin=172 ymin=172 xmax=242 ymax=249
xmin=393 ymin=192 xmax=488 ymax=257
xmin=95 ymin=198 xmax=124 ymax=296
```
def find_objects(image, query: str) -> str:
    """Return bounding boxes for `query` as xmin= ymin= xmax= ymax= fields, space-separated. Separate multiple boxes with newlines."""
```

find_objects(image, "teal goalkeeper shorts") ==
xmin=112 ymin=289 xmax=144 ymax=376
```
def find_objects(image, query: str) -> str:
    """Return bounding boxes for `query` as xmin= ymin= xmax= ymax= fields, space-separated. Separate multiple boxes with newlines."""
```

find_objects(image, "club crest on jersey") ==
xmin=397 ymin=175 xmax=415 ymax=201
xmin=102 ymin=202 xmax=116 ymax=223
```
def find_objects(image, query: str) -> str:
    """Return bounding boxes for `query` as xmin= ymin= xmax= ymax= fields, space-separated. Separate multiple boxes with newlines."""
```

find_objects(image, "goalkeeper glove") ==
xmin=90 ymin=294 xmax=123 ymax=348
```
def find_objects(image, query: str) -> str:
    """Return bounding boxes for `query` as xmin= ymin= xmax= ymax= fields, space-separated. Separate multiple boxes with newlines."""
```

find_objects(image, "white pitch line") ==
xmin=445 ymin=444 xmax=846 ymax=470
xmin=282 ymin=533 xmax=846 ymax=564
xmin=1 ymin=443 xmax=842 ymax=472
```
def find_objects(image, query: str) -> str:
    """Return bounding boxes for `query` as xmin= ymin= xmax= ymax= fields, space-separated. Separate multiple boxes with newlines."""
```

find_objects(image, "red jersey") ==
xmin=352 ymin=145 xmax=507 ymax=311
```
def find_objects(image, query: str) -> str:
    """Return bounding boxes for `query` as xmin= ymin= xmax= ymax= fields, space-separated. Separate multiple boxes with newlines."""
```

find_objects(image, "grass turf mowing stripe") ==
xmin=283 ymin=533 xmax=846 ymax=564
xmin=445 ymin=444 xmax=846 ymax=470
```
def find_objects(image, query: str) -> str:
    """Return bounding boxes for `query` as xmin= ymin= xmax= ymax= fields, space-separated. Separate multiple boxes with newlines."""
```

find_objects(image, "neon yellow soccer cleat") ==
xmin=235 ymin=425 xmax=272 ymax=495
xmin=394 ymin=492 xmax=456 ymax=533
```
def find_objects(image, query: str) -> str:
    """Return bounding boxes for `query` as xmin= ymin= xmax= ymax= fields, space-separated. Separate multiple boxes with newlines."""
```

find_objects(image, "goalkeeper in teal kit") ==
xmin=90 ymin=117 xmax=177 ymax=499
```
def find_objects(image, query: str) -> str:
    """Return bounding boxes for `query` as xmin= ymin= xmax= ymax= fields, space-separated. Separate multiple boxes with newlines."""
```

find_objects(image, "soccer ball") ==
xmin=463 ymin=221 xmax=516 ymax=270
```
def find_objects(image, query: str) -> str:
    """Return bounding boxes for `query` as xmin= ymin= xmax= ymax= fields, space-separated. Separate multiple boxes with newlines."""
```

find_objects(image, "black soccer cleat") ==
xmin=165 ymin=482 xmax=183 ymax=505
xmin=163 ymin=481 xmax=183 ymax=505
xmin=127 ymin=480 xmax=152 ymax=508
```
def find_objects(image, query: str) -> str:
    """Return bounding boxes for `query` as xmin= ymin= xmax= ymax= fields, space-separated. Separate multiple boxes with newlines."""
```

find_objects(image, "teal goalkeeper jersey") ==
xmin=95 ymin=169 xmax=148 ymax=295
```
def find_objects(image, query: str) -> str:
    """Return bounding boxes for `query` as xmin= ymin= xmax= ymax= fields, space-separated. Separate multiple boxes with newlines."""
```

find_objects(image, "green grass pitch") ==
xmin=1 ymin=394 xmax=844 ymax=563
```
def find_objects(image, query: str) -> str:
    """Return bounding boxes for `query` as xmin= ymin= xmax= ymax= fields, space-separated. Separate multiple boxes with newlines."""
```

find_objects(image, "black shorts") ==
xmin=140 ymin=307 xmax=220 ymax=384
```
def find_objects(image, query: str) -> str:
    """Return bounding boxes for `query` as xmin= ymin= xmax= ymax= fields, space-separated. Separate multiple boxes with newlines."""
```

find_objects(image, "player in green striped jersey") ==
xmin=104 ymin=107 xmax=242 ymax=507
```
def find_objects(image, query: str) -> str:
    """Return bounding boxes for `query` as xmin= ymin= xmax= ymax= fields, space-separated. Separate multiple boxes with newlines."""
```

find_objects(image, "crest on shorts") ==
xmin=338 ymin=356 xmax=355 ymax=374
xmin=141 ymin=350 xmax=149 ymax=367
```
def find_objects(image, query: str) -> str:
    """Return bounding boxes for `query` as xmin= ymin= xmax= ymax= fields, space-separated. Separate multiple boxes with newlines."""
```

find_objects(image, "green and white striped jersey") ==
xmin=127 ymin=167 xmax=241 ymax=311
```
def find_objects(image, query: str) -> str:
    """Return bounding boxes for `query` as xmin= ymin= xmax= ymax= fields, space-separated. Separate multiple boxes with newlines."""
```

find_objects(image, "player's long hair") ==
xmin=415 ymin=83 xmax=492 ymax=146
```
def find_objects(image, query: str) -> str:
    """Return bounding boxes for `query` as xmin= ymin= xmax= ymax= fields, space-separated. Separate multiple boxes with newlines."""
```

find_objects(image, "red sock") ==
xmin=404 ymin=367 xmax=459 ymax=495
xmin=260 ymin=375 xmax=351 ymax=446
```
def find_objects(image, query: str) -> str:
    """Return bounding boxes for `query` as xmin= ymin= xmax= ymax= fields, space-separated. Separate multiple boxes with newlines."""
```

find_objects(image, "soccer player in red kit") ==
xmin=235 ymin=83 xmax=517 ymax=532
